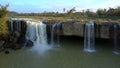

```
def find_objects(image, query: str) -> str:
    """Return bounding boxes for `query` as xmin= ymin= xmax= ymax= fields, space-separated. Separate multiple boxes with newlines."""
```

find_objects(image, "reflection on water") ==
xmin=0 ymin=36 xmax=120 ymax=68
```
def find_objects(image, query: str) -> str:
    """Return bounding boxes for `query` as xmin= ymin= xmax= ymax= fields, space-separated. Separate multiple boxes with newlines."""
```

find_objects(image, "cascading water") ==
xmin=9 ymin=19 xmax=22 ymax=33
xmin=51 ymin=23 xmax=57 ymax=46
xmin=10 ymin=19 xmax=13 ymax=33
xmin=112 ymin=23 xmax=120 ymax=55
xmin=51 ymin=22 xmax=62 ymax=47
xmin=16 ymin=20 xmax=21 ymax=32
xmin=26 ymin=21 xmax=36 ymax=42
xmin=84 ymin=21 xmax=96 ymax=52
xmin=26 ymin=21 xmax=51 ymax=54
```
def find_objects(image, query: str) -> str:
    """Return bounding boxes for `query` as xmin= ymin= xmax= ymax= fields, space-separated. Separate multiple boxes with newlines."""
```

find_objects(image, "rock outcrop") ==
xmin=62 ymin=22 xmax=84 ymax=36
xmin=0 ymin=40 xmax=5 ymax=51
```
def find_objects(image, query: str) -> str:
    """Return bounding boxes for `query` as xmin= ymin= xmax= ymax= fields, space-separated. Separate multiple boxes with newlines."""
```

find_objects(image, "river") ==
xmin=0 ymin=36 xmax=120 ymax=68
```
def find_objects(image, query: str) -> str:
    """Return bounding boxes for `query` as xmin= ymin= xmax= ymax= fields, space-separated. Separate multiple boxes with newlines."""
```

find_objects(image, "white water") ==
xmin=51 ymin=22 xmax=62 ymax=47
xmin=51 ymin=23 xmax=58 ymax=46
xmin=84 ymin=21 xmax=96 ymax=52
xmin=16 ymin=20 xmax=21 ymax=32
xmin=112 ymin=24 xmax=120 ymax=55
xmin=26 ymin=21 xmax=51 ymax=55
xmin=10 ymin=20 xmax=13 ymax=33
xmin=9 ymin=20 xmax=21 ymax=33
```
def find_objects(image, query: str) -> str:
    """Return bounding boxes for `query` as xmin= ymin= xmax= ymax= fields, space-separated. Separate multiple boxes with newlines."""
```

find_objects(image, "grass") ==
xmin=11 ymin=15 xmax=120 ymax=23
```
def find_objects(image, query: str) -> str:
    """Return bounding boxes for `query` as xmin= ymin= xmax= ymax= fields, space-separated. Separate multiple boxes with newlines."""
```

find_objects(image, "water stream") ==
xmin=50 ymin=22 xmax=62 ymax=47
xmin=112 ymin=23 xmax=120 ymax=55
xmin=25 ymin=21 xmax=51 ymax=54
xmin=84 ymin=21 xmax=96 ymax=52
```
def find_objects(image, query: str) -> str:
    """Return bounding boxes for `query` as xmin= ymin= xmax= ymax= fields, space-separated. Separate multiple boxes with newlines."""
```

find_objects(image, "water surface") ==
xmin=0 ymin=36 xmax=120 ymax=68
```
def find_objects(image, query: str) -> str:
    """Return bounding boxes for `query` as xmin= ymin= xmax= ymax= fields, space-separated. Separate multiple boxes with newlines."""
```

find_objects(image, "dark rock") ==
xmin=12 ymin=31 xmax=20 ymax=43
xmin=14 ymin=44 xmax=21 ymax=49
xmin=11 ymin=43 xmax=21 ymax=50
xmin=5 ymin=50 xmax=10 ymax=54
xmin=0 ymin=40 xmax=5 ymax=47
xmin=26 ymin=40 xmax=33 ymax=47
xmin=0 ymin=41 xmax=5 ymax=51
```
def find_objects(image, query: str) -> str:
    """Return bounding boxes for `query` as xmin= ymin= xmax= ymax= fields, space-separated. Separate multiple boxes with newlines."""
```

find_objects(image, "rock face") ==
xmin=62 ymin=23 xmax=74 ymax=35
xmin=8 ymin=31 xmax=22 ymax=49
xmin=0 ymin=40 xmax=5 ymax=51
xmin=73 ymin=23 xmax=84 ymax=36
xmin=100 ymin=23 xmax=111 ymax=39
xmin=0 ymin=41 xmax=5 ymax=47
xmin=61 ymin=22 xmax=120 ymax=39
xmin=62 ymin=22 xmax=84 ymax=36
xmin=94 ymin=23 xmax=100 ymax=38
xmin=7 ymin=20 xmax=27 ymax=49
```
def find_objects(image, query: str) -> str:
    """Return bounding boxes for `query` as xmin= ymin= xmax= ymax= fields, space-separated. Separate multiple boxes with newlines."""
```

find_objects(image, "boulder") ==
xmin=5 ymin=50 xmax=10 ymax=54
xmin=26 ymin=40 xmax=33 ymax=47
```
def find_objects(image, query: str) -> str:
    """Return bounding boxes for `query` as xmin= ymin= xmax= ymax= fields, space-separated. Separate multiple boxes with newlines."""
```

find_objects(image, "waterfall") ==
xmin=10 ymin=20 xmax=13 ymax=33
xmin=26 ymin=21 xmax=36 ymax=42
xmin=18 ymin=20 xmax=21 ymax=32
xmin=84 ymin=21 xmax=96 ymax=52
xmin=9 ymin=19 xmax=22 ymax=33
xmin=112 ymin=24 xmax=120 ymax=55
xmin=51 ymin=23 xmax=57 ymax=46
xmin=16 ymin=20 xmax=21 ymax=32
xmin=26 ymin=21 xmax=51 ymax=54
xmin=51 ymin=22 xmax=62 ymax=47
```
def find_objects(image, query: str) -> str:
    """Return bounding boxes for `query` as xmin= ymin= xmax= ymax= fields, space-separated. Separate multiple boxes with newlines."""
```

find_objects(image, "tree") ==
xmin=0 ymin=4 xmax=9 ymax=37
xmin=67 ymin=7 xmax=76 ymax=17
xmin=96 ymin=9 xmax=106 ymax=17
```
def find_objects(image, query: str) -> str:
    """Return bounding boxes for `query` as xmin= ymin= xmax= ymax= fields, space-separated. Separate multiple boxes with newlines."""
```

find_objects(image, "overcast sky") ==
xmin=0 ymin=0 xmax=120 ymax=13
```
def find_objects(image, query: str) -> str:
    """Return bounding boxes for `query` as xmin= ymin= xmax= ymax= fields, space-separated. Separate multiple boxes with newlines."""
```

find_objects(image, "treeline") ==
xmin=9 ymin=6 xmax=120 ymax=20
xmin=0 ymin=4 xmax=9 ymax=37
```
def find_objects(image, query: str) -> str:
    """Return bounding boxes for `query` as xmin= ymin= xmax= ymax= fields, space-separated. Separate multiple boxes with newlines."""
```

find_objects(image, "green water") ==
xmin=0 ymin=37 xmax=120 ymax=68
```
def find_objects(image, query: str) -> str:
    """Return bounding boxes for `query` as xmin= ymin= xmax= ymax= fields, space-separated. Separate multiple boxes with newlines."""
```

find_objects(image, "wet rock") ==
xmin=21 ymin=20 xmax=27 ymax=35
xmin=0 ymin=40 xmax=5 ymax=51
xmin=5 ymin=50 xmax=10 ymax=54
xmin=0 ymin=40 xmax=5 ymax=47
xmin=94 ymin=23 xmax=100 ymax=38
xmin=11 ymin=43 xmax=21 ymax=50
xmin=26 ymin=40 xmax=33 ymax=47
xmin=13 ymin=31 xmax=20 ymax=43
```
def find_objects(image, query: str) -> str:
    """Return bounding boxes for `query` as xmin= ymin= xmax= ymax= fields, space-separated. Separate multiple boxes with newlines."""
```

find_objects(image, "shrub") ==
xmin=0 ymin=4 xmax=9 ymax=37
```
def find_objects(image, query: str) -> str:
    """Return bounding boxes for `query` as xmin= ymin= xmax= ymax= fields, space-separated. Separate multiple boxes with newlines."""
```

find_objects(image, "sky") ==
xmin=0 ymin=0 xmax=120 ymax=13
